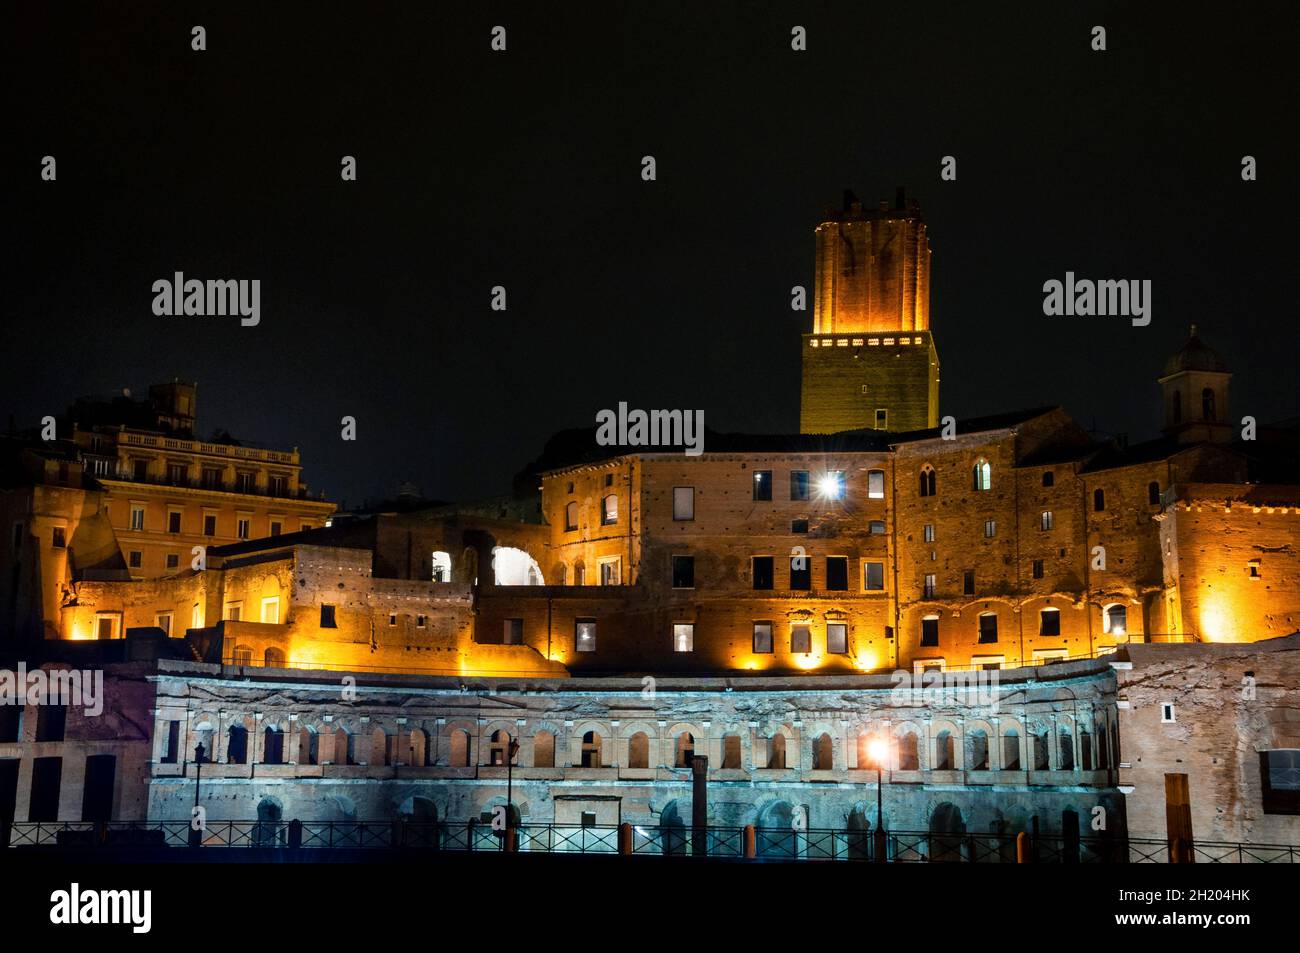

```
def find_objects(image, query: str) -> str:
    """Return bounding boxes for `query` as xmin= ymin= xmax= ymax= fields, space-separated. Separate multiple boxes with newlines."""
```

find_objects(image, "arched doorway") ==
xmin=254 ymin=797 xmax=283 ymax=847
xmin=756 ymin=800 xmax=796 ymax=858
xmin=660 ymin=798 xmax=687 ymax=856
xmin=929 ymin=802 xmax=965 ymax=862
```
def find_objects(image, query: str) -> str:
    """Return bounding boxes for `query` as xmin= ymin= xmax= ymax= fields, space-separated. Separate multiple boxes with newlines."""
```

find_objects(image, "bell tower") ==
xmin=1159 ymin=325 xmax=1232 ymax=444
xmin=799 ymin=187 xmax=940 ymax=433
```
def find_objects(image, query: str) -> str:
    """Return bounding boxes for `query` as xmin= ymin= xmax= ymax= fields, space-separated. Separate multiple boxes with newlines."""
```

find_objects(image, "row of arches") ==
xmin=195 ymin=714 xmax=1115 ymax=775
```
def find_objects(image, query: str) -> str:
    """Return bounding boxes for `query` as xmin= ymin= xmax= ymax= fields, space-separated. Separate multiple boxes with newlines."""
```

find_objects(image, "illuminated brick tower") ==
xmin=799 ymin=187 xmax=940 ymax=433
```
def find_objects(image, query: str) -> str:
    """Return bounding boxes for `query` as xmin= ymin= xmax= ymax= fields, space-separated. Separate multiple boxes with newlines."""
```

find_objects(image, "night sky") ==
xmin=6 ymin=2 xmax=1298 ymax=508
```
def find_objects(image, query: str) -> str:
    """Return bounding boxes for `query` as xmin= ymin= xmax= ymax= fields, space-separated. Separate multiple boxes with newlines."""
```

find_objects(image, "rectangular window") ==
xmin=504 ymin=618 xmax=523 ymax=645
xmin=225 ymin=602 xmax=242 ymax=622
xmin=565 ymin=501 xmax=578 ymax=531
xmin=165 ymin=553 xmax=180 ymax=570
xmin=752 ymin=556 xmax=774 ymax=590
xmin=320 ymin=604 xmax=337 ymax=628
xmin=671 ymin=555 xmax=694 ymax=589
xmin=821 ymin=470 xmax=846 ymax=500
xmin=388 ymin=613 xmax=397 ymax=626
xmin=963 ymin=570 xmax=975 ymax=596
xmin=984 ymin=519 xmax=996 ymax=538
xmin=260 ymin=598 xmax=279 ymax=624
xmin=790 ymin=470 xmax=809 ymax=501
xmin=130 ymin=505 xmax=146 ymax=531
xmin=753 ymin=470 xmax=772 ymax=501
xmin=791 ymin=519 xmax=809 ymax=534
xmin=791 ymin=625 xmax=811 ymax=654
xmin=128 ymin=550 xmax=142 ymax=569
xmin=269 ymin=475 xmax=287 ymax=497
xmin=202 ymin=467 xmax=223 ymax=490
xmin=96 ymin=614 xmax=116 ymax=639
xmin=416 ymin=614 xmax=427 ymax=627
xmin=923 ymin=574 xmax=936 ymax=599
xmin=863 ymin=561 xmax=885 ymax=591
xmin=978 ymin=613 xmax=999 ymax=643
xmin=575 ymin=619 xmax=597 ymax=653
xmin=167 ymin=463 xmax=187 ymax=486
xmin=875 ymin=409 xmax=888 ymax=430
xmin=52 ymin=527 xmax=66 ymax=548
xmin=1260 ymin=749 xmax=1300 ymax=814
xmin=162 ymin=720 xmax=180 ymax=764
xmin=923 ymin=524 xmax=935 ymax=543
xmin=599 ymin=557 xmax=621 ymax=585
xmin=869 ymin=520 xmax=886 ymax=534
xmin=790 ymin=555 xmax=811 ymax=590
xmin=672 ymin=486 xmax=695 ymax=521
xmin=1032 ymin=559 xmax=1044 ymax=579
xmin=155 ymin=612 xmax=172 ymax=636
xmin=132 ymin=459 xmax=148 ymax=482
xmin=1039 ymin=609 xmax=1061 ymax=636
xmin=921 ymin=616 xmax=940 ymax=647
xmin=237 ymin=517 xmax=251 ymax=539
xmin=673 ymin=623 xmax=694 ymax=652
xmin=826 ymin=557 xmax=848 ymax=591
xmin=601 ymin=494 xmax=618 ymax=525
xmin=270 ymin=520 xmax=283 ymax=537
xmin=752 ymin=622 xmax=773 ymax=654
xmin=826 ymin=623 xmax=847 ymax=655
xmin=203 ymin=513 xmax=217 ymax=536
xmin=867 ymin=470 xmax=885 ymax=499
xmin=1040 ymin=511 xmax=1054 ymax=531
xmin=167 ymin=510 xmax=182 ymax=534
xmin=236 ymin=472 xmax=255 ymax=493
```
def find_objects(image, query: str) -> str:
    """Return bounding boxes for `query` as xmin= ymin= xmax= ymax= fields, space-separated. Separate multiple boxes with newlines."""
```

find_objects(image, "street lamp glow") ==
xmin=868 ymin=737 xmax=888 ymax=767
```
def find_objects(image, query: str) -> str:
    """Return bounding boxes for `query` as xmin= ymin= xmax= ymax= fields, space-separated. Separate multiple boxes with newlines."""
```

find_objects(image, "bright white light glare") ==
xmin=868 ymin=738 xmax=888 ymax=766
xmin=818 ymin=473 xmax=844 ymax=499
xmin=492 ymin=546 xmax=544 ymax=585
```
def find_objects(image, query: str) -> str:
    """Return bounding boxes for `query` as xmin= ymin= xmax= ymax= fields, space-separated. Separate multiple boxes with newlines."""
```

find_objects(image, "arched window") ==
xmin=555 ymin=562 xmax=568 ymax=586
xmin=581 ymin=730 xmax=602 ymax=768
xmin=969 ymin=730 xmax=989 ymax=771
xmin=972 ymin=459 xmax=991 ymax=492
xmin=299 ymin=725 xmax=319 ymax=765
xmin=675 ymin=732 xmax=694 ymax=768
xmin=627 ymin=731 xmax=649 ymax=769
xmin=263 ymin=647 xmax=285 ymax=668
xmin=564 ymin=501 xmax=578 ymax=531
xmin=898 ymin=731 xmax=919 ymax=770
xmin=768 ymin=733 xmax=787 ymax=769
xmin=1080 ymin=728 xmax=1093 ymax=770
xmin=371 ymin=727 xmax=391 ymax=766
xmin=1059 ymin=729 xmax=1075 ymax=770
xmin=573 ymin=560 xmax=586 ymax=586
xmin=1096 ymin=724 xmax=1110 ymax=769
xmin=1103 ymin=604 xmax=1128 ymax=635
xmin=601 ymin=494 xmax=618 ymax=525
xmin=1033 ymin=731 xmax=1050 ymax=770
xmin=407 ymin=727 xmax=426 ymax=767
xmin=263 ymin=726 xmax=284 ymax=764
xmin=449 ymin=728 xmax=470 ymax=767
xmin=813 ymin=733 xmax=834 ymax=770
xmin=430 ymin=551 xmax=452 ymax=582
xmin=1148 ymin=481 xmax=1161 ymax=506
xmin=533 ymin=730 xmax=555 ymax=768
xmin=935 ymin=730 xmax=955 ymax=770
xmin=1002 ymin=729 xmax=1021 ymax=770
xmin=1201 ymin=387 xmax=1216 ymax=421
xmin=334 ymin=727 xmax=354 ymax=765
xmin=919 ymin=465 xmax=936 ymax=497
xmin=857 ymin=733 xmax=873 ymax=769
xmin=722 ymin=734 xmax=742 ymax=769
xmin=489 ymin=729 xmax=514 ymax=766
xmin=227 ymin=724 xmax=248 ymax=764
xmin=1172 ymin=390 xmax=1182 ymax=423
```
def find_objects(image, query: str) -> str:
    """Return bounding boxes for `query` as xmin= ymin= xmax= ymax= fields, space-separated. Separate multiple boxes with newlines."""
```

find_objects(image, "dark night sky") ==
xmin=5 ymin=2 xmax=1298 ymax=508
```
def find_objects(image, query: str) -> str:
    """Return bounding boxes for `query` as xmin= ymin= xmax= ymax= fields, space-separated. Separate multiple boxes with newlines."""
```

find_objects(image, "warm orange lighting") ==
xmin=867 ymin=737 xmax=888 ymax=767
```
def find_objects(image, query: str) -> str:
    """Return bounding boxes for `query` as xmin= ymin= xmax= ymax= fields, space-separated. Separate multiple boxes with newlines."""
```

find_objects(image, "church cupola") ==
xmin=1158 ymin=325 xmax=1232 ymax=443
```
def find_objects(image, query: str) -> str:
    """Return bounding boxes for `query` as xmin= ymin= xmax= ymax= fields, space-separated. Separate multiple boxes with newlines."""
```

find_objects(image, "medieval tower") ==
xmin=799 ymin=187 xmax=940 ymax=433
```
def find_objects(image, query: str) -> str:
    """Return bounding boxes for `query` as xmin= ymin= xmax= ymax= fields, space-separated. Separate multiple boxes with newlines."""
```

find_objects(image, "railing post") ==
xmin=1016 ymin=831 xmax=1032 ymax=863
xmin=618 ymin=822 xmax=633 ymax=855
xmin=288 ymin=818 xmax=303 ymax=849
xmin=874 ymin=827 xmax=888 ymax=863
xmin=504 ymin=827 xmax=519 ymax=852
xmin=743 ymin=824 xmax=756 ymax=859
